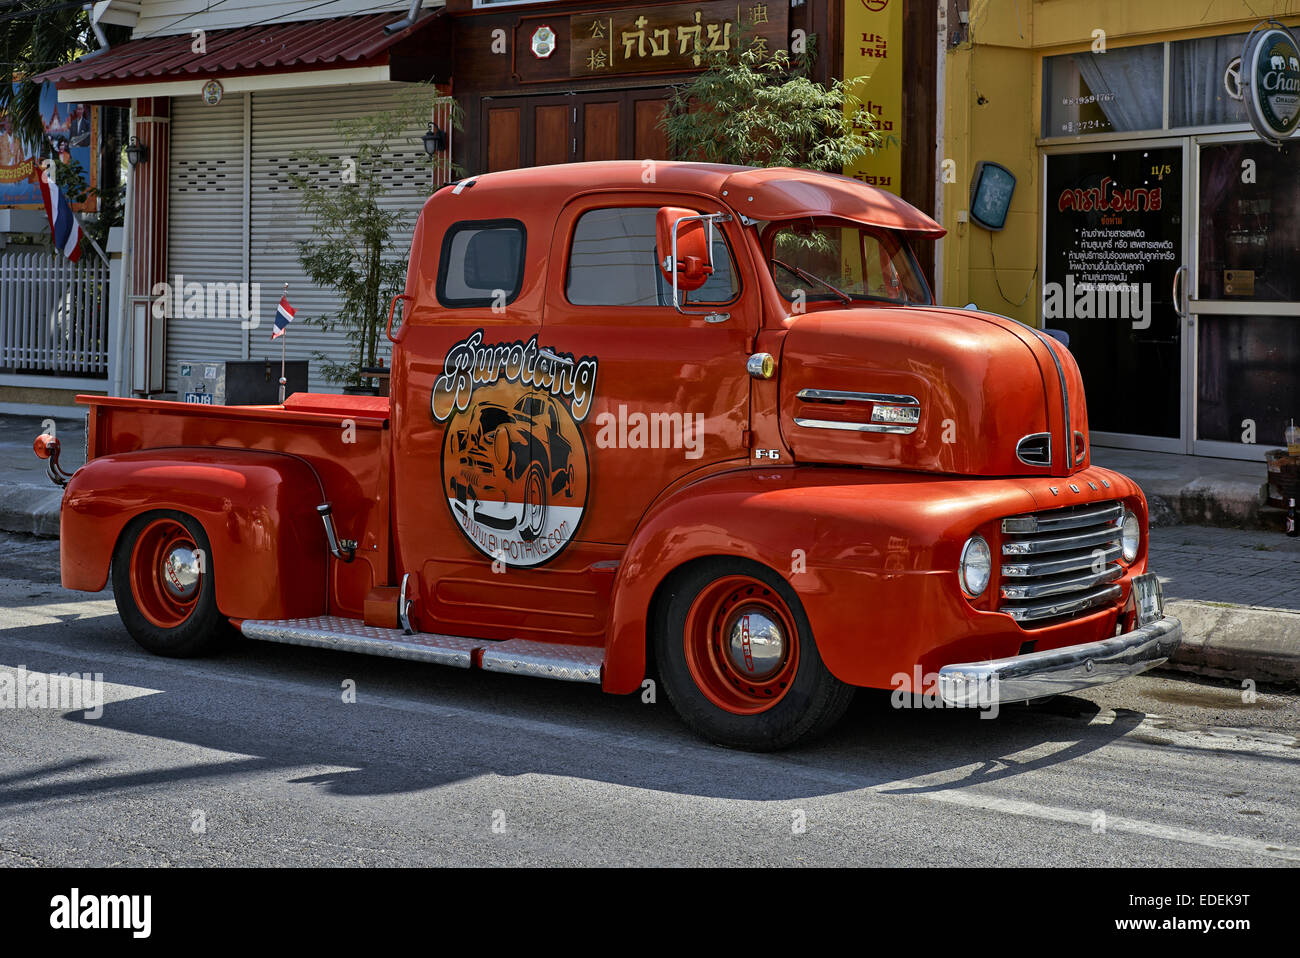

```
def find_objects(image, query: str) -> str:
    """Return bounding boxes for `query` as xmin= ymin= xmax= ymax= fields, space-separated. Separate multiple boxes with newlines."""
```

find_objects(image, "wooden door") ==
xmin=479 ymin=90 xmax=673 ymax=174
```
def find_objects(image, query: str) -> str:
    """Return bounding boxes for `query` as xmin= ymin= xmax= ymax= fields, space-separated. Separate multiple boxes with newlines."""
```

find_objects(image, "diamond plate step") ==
xmin=479 ymin=639 xmax=604 ymax=684
xmin=240 ymin=616 xmax=479 ymax=669
xmin=239 ymin=616 xmax=604 ymax=684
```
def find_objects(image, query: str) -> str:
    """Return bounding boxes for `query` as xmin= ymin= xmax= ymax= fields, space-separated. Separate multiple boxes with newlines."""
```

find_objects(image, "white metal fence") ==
xmin=0 ymin=250 xmax=111 ymax=377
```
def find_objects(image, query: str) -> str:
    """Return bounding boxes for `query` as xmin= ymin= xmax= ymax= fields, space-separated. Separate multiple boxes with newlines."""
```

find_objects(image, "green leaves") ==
xmin=661 ymin=38 xmax=883 ymax=172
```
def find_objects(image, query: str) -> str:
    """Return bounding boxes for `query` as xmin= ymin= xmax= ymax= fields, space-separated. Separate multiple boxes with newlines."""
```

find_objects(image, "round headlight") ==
xmin=959 ymin=535 xmax=992 ymax=597
xmin=1120 ymin=510 xmax=1140 ymax=562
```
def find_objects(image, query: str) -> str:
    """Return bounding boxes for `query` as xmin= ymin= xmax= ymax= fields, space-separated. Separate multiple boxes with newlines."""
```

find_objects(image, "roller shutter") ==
xmin=165 ymin=94 xmax=247 ymax=392
xmin=248 ymin=84 xmax=435 ymax=387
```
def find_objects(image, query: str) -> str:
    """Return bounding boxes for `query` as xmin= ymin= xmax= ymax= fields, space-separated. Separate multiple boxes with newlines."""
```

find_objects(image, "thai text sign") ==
xmin=842 ymin=0 xmax=902 ymax=195
xmin=570 ymin=2 xmax=787 ymax=77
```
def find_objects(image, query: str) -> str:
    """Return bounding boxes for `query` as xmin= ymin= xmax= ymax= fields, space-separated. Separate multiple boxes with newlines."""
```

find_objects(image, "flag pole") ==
xmin=279 ymin=282 xmax=288 ymax=404
xmin=80 ymin=230 xmax=110 ymax=267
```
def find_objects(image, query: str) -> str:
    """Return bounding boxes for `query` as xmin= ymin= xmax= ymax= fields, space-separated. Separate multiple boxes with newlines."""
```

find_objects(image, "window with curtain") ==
xmin=1043 ymin=44 xmax=1165 ymax=136
xmin=1170 ymin=33 xmax=1250 ymax=128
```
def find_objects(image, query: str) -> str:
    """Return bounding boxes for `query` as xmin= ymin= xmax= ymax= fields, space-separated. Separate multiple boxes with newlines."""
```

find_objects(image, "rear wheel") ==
xmin=111 ymin=511 xmax=227 ymax=657
xmin=655 ymin=559 xmax=855 ymax=750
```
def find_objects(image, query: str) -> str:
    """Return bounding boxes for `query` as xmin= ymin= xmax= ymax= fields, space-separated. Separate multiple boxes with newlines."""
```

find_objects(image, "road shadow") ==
xmin=0 ymin=619 xmax=1153 ymax=809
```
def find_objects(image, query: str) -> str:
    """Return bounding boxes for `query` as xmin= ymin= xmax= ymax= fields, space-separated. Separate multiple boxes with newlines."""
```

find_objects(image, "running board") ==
xmin=239 ymin=616 xmax=603 ymax=684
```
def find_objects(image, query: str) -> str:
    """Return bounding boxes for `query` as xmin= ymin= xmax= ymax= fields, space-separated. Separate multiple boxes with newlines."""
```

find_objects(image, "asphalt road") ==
xmin=1 ymin=531 xmax=1297 ymax=867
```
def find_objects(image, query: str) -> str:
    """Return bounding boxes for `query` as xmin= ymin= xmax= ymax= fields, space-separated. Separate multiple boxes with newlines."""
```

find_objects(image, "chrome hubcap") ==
xmin=724 ymin=605 xmax=785 ymax=680
xmin=161 ymin=546 xmax=200 ymax=600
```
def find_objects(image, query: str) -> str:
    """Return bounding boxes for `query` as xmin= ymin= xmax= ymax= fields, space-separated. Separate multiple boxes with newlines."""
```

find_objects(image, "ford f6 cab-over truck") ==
xmin=36 ymin=162 xmax=1181 ymax=750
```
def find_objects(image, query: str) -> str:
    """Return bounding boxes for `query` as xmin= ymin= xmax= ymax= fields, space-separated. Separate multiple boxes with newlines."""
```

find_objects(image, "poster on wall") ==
xmin=1043 ymin=148 xmax=1183 ymax=440
xmin=0 ymin=81 xmax=98 ymax=212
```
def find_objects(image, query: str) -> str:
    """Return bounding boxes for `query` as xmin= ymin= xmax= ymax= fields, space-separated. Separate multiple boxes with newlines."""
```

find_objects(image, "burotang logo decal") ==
xmin=432 ymin=330 xmax=598 ymax=567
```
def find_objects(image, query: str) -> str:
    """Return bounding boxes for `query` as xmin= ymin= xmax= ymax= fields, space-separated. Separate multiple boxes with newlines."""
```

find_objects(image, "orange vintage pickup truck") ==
xmin=35 ymin=162 xmax=1180 ymax=749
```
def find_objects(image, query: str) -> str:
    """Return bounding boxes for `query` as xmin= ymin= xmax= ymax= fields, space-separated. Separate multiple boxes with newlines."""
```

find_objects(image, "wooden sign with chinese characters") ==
xmin=571 ymin=2 xmax=787 ymax=78
xmin=842 ymin=0 xmax=902 ymax=196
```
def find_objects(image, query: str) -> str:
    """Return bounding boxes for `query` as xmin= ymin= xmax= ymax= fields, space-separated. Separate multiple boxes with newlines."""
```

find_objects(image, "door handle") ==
xmin=1171 ymin=265 xmax=1188 ymax=319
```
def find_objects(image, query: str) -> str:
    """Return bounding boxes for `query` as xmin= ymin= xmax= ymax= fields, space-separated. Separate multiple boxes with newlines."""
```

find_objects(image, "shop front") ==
xmin=445 ymin=0 xmax=830 ymax=174
xmin=1040 ymin=25 xmax=1300 ymax=461
xmin=939 ymin=4 xmax=1300 ymax=463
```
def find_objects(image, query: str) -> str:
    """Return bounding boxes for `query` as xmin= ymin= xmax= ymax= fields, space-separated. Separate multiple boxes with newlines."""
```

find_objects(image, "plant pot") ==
xmin=342 ymin=384 xmax=380 ymax=396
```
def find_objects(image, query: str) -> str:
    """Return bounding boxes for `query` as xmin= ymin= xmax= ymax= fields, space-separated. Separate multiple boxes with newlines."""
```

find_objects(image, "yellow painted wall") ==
xmin=937 ymin=0 xmax=1300 ymax=325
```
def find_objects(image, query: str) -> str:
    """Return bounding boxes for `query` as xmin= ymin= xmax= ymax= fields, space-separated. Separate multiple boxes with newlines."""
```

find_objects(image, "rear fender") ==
xmin=61 ymin=448 xmax=329 ymax=620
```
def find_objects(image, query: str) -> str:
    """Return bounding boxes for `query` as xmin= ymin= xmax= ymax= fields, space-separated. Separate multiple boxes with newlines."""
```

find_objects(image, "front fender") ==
xmin=61 ymin=447 xmax=328 ymax=621
xmin=602 ymin=466 xmax=1141 ymax=694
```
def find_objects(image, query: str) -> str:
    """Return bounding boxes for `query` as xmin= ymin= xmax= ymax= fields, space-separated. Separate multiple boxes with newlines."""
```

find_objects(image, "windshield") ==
xmin=766 ymin=218 xmax=931 ymax=307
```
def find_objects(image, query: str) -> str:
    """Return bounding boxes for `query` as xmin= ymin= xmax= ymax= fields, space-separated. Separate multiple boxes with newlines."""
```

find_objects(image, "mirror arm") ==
xmin=667 ymin=212 xmax=732 ymax=319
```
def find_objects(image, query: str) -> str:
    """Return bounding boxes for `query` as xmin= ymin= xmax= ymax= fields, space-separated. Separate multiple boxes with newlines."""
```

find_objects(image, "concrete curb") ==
xmin=1165 ymin=598 xmax=1300 ymax=685
xmin=0 ymin=482 xmax=62 ymax=539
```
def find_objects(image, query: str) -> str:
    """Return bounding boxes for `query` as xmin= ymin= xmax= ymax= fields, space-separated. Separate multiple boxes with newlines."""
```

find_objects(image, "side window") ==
xmin=437 ymin=219 xmax=526 ymax=308
xmin=566 ymin=206 xmax=738 ymax=307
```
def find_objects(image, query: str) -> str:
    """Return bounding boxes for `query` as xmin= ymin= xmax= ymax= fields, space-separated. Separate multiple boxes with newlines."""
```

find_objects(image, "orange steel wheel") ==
xmin=128 ymin=517 xmax=204 ymax=630
xmin=681 ymin=575 xmax=800 ymax=715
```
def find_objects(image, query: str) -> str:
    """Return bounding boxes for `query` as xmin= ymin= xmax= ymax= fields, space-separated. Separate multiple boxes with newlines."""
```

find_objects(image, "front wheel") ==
xmin=111 ymin=510 xmax=228 ymax=658
xmin=655 ymin=559 xmax=855 ymax=751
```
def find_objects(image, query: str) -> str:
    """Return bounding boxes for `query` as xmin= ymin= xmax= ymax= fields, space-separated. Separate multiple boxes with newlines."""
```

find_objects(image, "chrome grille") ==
xmin=999 ymin=500 xmax=1125 ymax=625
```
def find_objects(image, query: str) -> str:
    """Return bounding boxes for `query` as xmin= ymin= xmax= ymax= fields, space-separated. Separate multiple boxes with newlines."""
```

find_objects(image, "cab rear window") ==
xmin=437 ymin=219 xmax=526 ymax=308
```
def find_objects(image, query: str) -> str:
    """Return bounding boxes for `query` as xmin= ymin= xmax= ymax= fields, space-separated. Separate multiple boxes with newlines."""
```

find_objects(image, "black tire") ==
xmin=654 ymin=558 xmax=855 ymax=751
xmin=518 ymin=461 xmax=548 ymax=542
xmin=111 ymin=510 xmax=228 ymax=658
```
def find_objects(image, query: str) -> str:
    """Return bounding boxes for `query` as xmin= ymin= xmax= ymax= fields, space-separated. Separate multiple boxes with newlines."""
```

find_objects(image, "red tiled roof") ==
xmin=39 ymin=11 xmax=443 ymax=87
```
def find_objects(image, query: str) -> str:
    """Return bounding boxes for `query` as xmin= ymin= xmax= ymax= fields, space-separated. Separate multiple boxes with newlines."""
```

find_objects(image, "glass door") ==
xmin=1190 ymin=134 xmax=1300 ymax=460
xmin=1041 ymin=141 xmax=1191 ymax=453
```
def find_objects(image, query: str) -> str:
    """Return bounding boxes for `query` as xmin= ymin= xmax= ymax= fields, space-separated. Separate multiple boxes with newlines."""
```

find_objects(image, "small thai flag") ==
xmin=38 ymin=174 xmax=84 ymax=263
xmin=271 ymin=296 xmax=295 ymax=340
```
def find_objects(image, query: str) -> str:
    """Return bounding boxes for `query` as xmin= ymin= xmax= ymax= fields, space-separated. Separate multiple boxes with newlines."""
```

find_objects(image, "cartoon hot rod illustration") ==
xmin=446 ymin=393 xmax=577 ymax=542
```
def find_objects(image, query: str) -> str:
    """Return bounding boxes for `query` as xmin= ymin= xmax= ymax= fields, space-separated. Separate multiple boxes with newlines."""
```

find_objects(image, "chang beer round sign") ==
xmin=1243 ymin=26 xmax=1300 ymax=144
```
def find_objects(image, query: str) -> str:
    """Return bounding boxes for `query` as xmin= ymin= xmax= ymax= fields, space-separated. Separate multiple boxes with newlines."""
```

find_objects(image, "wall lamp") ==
xmin=126 ymin=136 xmax=149 ymax=166
xmin=422 ymin=122 xmax=448 ymax=155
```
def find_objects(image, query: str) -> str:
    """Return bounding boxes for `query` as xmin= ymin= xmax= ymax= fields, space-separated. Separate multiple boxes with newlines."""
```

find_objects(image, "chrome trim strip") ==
xmin=1001 ymin=525 xmax=1122 ymax=556
xmin=1000 ymin=564 xmax=1124 ymax=600
xmin=1002 ymin=502 xmax=1124 ymax=534
xmin=794 ymin=389 xmax=921 ymax=434
xmin=1000 ymin=582 xmax=1122 ymax=621
xmin=795 ymin=388 xmax=920 ymax=406
xmin=1001 ymin=543 xmax=1123 ymax=577
xmin=938 ymin=615 xmax=1182 ymax=706
xmin=793 ymin=417 xmax=918 ymax=435
xmin=1025 ymin=326 xmax=1072 ymax=472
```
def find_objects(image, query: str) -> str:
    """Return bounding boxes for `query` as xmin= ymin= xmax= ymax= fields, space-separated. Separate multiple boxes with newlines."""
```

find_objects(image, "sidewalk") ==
xmin=0 ymin=414 xmax=1296 ymax=684
xmin=1093 ymin=447 xmax=1271 ymax=528
xmin=0 ymin=413 xmax=85 ymax=537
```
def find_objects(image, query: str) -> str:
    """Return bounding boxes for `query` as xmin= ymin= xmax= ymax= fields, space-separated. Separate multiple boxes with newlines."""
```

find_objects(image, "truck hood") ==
xmin=778 ymin=306 xmax=1090 ymax=478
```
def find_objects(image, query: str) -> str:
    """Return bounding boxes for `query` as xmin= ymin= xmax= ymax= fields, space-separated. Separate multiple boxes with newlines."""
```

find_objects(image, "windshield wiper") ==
xmin=772 ymin=259 xmax=853 ymax=305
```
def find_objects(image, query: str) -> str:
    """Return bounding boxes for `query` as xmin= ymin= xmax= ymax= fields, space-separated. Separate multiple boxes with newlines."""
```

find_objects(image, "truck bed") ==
xmin=77 ymin=392 xmax=394 ymax=617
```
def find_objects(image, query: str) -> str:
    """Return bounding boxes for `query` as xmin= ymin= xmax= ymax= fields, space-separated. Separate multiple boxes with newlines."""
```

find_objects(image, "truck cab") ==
xmin=40 ymin=161 xmax=1181 ymax=750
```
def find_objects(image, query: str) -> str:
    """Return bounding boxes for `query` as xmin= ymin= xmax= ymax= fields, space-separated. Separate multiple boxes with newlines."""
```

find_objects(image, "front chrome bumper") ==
xmin=937 ymin=615 xmax=1182 ymax=706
